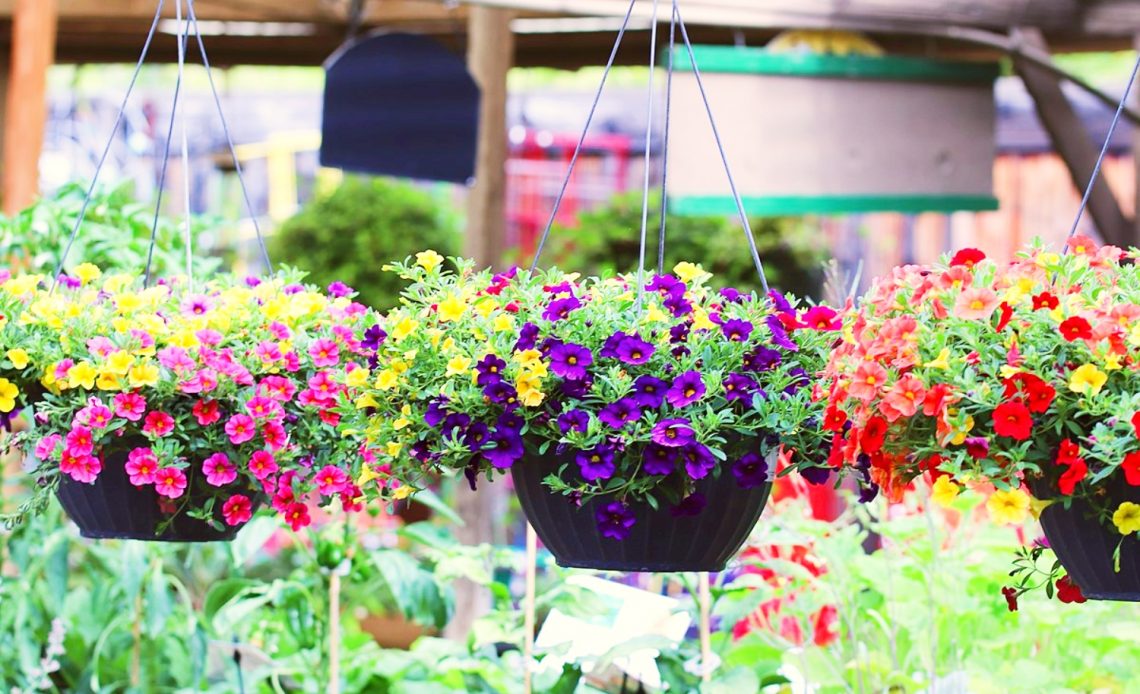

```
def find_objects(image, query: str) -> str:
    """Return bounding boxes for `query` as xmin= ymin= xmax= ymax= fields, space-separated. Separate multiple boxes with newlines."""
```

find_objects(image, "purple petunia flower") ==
xmin=327 ymin=281 xmax=352 ymax=298
xmin=663 ymin=293 xmax=693 ymax=317
xmin=476 ymin=354 xmax=507 ymax=386
xmin=598 ymin=398 xmax=642 ymax=429
xmin=647 ymin=275 xmax=684 ymax=297
xmin=550 ymin=343 xmax=593 ymax=380
xmin=483 ymin=381 xmax=518 ymax=406
xmin=463 ymin=423 xmax=491 ymax=451
xmin=441 ymin=413 xmax=471 ymax=439
xmin=720 ymin=287 xmax=748 ymax=304
xmin=768 ymin=291 xmax=793 ymax=314
xmin=244 ymin=276 xmax=262 ymax=288
xmin=362 ymin=325 xmax=387 ymax=351
xmin=599 ymin=332 xmax=626 ymax=359
xmin=669 ymin=323 xmax=690 ymax=344
xmin=576 ymin=445 xmax=616 ymax=482
xmin=858 ymin=482 xmax=880 ymax=503
xmin=671 ymin=493 xmax=707 ymax=517
xmin=515 ymin=322 xmax=540 ymax=352
xmin=542 ymin=295 xmax=581 ymax=322
xmin=561 ymin=376 xmax=594 ymax=399
xmin=651 ymin=418 xmax=695 ymax=448
xmin=732 ymin=452 xmax=769 ymax=489
xmin=483 ymin=429 xmax=524 ymax=469
xmin=767 ymin=317 xmax=799 ymax=352
xmin=680 ymin=443 xmax=716 ymax=480
xmin=543 ymin=281 xmax=574 ymax=296
xmin=723 ymin=373 xmax=757 ymax=403
xmin=615 ymin=334 xmax=655 ymax=365
xmin=720 ymin=319 xmax=754 ymax=343
xmin=284 ymin=284 xmax=305 ymax=295
xmin=424 ymin=397 xmax=450 ymax=427
xmin=410 ymin=440 xmax=433 ymax=462
xmin=666 ymin=371 xmax=706 ymax=408
xmin=784 ymin=367 xmax=810 ymax=395
xmin=59 ymin=275 xmax=82 ymax=289
xmin=557 ymin=409 xmax=589 ymax=434
xmin=497 ymin=410 xmax=524 ymax=432
xmin=643 ymin=444 xmax=677 ymax=475
xmin=799 ymin=465 xmax=832 ymax=486
xmin=744 ymin=346 xmax=782 ymax=372
xmin=596 ymin=501 xmax=636 ymax=540
xmin=633 ymin=375 xmax=668 ymax=409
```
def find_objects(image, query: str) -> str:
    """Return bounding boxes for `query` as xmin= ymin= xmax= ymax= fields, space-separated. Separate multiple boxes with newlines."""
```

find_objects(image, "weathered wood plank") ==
xmin=3 ymin=0 xmax=56 ymax=214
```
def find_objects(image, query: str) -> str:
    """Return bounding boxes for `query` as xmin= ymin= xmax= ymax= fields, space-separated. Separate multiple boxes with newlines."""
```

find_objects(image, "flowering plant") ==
xmin=0 ymin=269 xmax=45 ymax=422
xmin=355 ymin=252 xmax=839 ymax=539
xmin=823 ymin=238 xmax=1140 ymax=598
xmin=4 ymin=266 xmax=382 ymax=535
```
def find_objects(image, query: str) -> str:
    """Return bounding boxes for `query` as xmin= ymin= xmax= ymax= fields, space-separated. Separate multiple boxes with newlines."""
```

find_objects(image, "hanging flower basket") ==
xmin=352 ymin=255 xmax=838 ymax=571
xmin=7 ymin=267 xmax=383 ymax=540
xmin=513 ymin=450 xmax=772 ymax=572
xmin=824 ymin=238 xmax=1140 ymax=603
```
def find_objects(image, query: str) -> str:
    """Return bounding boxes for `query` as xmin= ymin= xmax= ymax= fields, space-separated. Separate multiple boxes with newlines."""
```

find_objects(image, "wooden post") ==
xmin=465 ymin=6 xmax=515 ymax=269
xmin=3 ymin=0 xmax=58 ymax=214
xmin=1011 ymin=27 xmax=1134 ymax=246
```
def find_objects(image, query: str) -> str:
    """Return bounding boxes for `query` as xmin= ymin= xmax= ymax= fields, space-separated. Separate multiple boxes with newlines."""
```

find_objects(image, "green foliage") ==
xmin=539 ymin=192 xmax=827 ymax=299
xmin=0 ymin=181 xmax=220 ymax=277
xmin=271 ymin=177 xmax=461 ymax=310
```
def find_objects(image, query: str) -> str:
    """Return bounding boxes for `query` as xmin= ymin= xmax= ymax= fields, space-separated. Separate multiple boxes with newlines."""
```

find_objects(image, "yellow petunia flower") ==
xmin=104 ymin=351 xmax=134 ymax=376
xmin=354 ymin=394 xmax=379 ymax=410
xmin=415 ymin=250 xmax=445 ymax=273
xmin=344 ymin=367 xmax=370 ymax=388
xmin=987 ymin=488 xmax=1030 ymax=525
xmin=68 ymin=362 xmax=99 ymax=390
xmin=437 ymin=294 xmax=467 ymax=322
xmin=6 ymin=348 xmax=29 ymax=370
xmin=446 ymin=355 xmax=471 ymax=376
xmin=73 ymin=263 xmax=102 ymax=285
xmin=356 ymin=464 xmax=381 ymax=487
xmin=392 ymin=485 xmax=415 ymax=500
xmin=386 ymin=442 xmax=402 ymax=457
xmin=493 ymin=314 xmax=514 ymax=332
xmin=375 ymin=369 xmax=399 ymax=391
xmin=96 ymin=371 xmax=122 ymax=391
xmin=644 ymin=303 xmax=668 ymax=323
xmin=475 ymin=299 xmax=499 ymax=318
xmin=127 ymin=362 xmax=160 ymax=389
xmin=1114 ymin=502 xmax=1140 ymax=535
xmin=673 ymin=261 xmax=710 ymax=284
xmin=1068 ymin=363 xmax=1107 ymax=396
xmin=923 ymin=348 xmax=951 ymax=370
xmin=392 ymin=417 xmax=410 ymax=431
xmin=931 ymin=476 xmax=960 ymax=508
xmin=391 ymin=316 xmax=419 ymax=342
xmin=0 ymin=378 xmax=19 ymax=413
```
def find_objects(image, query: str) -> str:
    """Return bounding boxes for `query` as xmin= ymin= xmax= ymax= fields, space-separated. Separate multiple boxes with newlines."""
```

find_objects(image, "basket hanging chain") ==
xmin=675 ymin=4 xmax=769 ymax=294
xmin=51 ymin=0 xmax=166 ymax=292
xmin=176 ymin=0 xmax=194 ymax=285
xmin=656 ymin=1 xmax=678 ymax=277
xmin=1066 ymin=52 xmax=1140 ymax=242
xmin=528 ymin=0 xmax=638 ymax=274
xmin=633 ymin=0 xmax=661 ymax=314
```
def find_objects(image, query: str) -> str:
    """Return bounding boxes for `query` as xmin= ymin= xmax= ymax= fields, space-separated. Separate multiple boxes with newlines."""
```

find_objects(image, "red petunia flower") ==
xmin=995 ymin=302 xmax=1014 ymax=332
xmin=921 ymin=454 xmax=948 ymax=481
xmin=1003 ymin=373 xmax=1055 ymax=413
xmin=860 ymin=416 xmax=888 ymax=454
xmin=822 ymin=405 xmax=847 ymax=432
xmin=950 ymin=248 xmax=986 ymax=268
xmin=1032 ymin=292 xmax=1059 ymax=311
xmin=1122 ymin=451 xmax=1140 ymax=486
xmin=1001 ymin=586 xmax=1019 ymax=612
xmin=1132 ymin=411 xmax=1140 ymax=438
xmin=1056 ymin=439 xmax=1087 ymax=495
xmin=1059 ymin=316 xmax=1092 ymax=342
xmin=1055 ymin=575 xmax=1087 ymax=604
xmin=992 ymin=401 xmax=1033 ymax=440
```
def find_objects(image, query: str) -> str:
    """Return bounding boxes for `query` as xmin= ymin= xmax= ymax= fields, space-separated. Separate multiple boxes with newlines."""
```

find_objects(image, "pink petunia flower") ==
xmin=125 ymin=447 xmax=159 ymax=486
xmin=60 ymin=449 xmax=102 ymax=483
xmin=143 ymin=411 xmax=175 ymax=438
xmin=86 ymin=336 xmax=117 ymax=358
xmin=65 ymin=426 xmax=94 ymax=455
xmin=78 ymin=402 xmax=115 ymax=429
xmin=193 ymin=399 xmax=221 ymax=426
xmin=225 ymin=414 xmax=257 ymax=445
xmin=258 ymin=375 xmax=297 ymax=402
xmin=308 ymin=339 xmax=341 ymax=368
xmin=314 ymin=465 xmax=349 ymax=496
xmin=113 ymin=392 xmax=147 ymax=422
xmin=34 ymin=434 xmax=62 ymax=461
xmin=203 ymin=452 xmax=238 ymax=487
xmin=254 ymin=341 xmax=283 ymax=364
xmin=222 ymin=495 xmax=254 ymax=526
xmin=283 ymin=502 xmax=311 ymax=531
xmin=268 ymin=322 xmax=292 ymax=341
xmin=262 ymin=420 xmax=288 ymax=451
xmin=248 ymin=450 xmax=279 ymax=479
xmin=952 ymin=287 xmax=999 ymax=321
xmin=246 ymin=396 xmax=283 ymax=420
xmin=157 ymin=346 xmax=196 ymax=374
xmin=154 ymin=467 xmax=188 ymax=499
xmin=196 ymin=328 xmax=224 ymax=346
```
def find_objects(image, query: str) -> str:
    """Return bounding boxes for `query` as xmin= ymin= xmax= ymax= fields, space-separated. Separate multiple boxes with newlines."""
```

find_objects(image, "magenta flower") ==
xmin=65 ymin=426 xmax=94 ymax=455
xmin=262 ymin=421 xmax=288 ymax=451
xmin=181 ymin=294 xmax=215 ymax=316
xmin=192 ymin=399 xmax=221 ymax=426
xmin=258 ymin=375 xmax=298 ymax=402
xmin=254 ymin=341 xmax=283 ymax=364
xmin=249 ymin=450 xmax=279 ymax=479
xmin=268 ymin=321 xmax=292 ymax=340
xmin=223 ymin=495 xmax=254 ymax=526
xmin=596 ymin=501 xmax=636 ymax=540
xmin=195 ymin=328 xmax=224 ymax=346
xmin=86 ymin=336 xmax=116 ymax=358
xmin=327 ymin=281 xmax=353 ymax=298
xmin=157 ymin=346 xmax=196 ymax=373
xmin=225 ymin=414 xmax=257 ymax=445
xmin=78 ymin=403 xmax=114 ymax=429
xmin=60 ymin=448 xmax=101 ymax=483
xmin=203 ymin=453 xmax=238 ymax=487
xmin=308 ymin=338 xmax=341 ymax=367
xmin=113 ymin=392 xmax=147 ymax=422
xmin=666 ymin=372 xmax=706 ymax=408
xmin=246 ymin=396 xmax=283 ymax=420
xmin=143 ymin=411 xmax=175 ymax=438
xmin=651 ymin=418 xmax=694 ymax=447
xmin=315 ymin=465 xmax=350 ymax=496
xmin=284 ymin=502 xmax=311 ymax=531
xmin=801 ymin=305 xmax=841 ymax=331
xmin=154 ymin=467 xmax=188 ymax=499
xmin=34 ymin=433 xmax=61 ymax=461
xmin=126 ymin=447 xmax=159 ymax=486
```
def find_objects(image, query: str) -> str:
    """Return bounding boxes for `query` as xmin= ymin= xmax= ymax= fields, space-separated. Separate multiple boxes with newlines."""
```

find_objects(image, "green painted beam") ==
xmin=672 ymin=194 xmax=1000 ymax=217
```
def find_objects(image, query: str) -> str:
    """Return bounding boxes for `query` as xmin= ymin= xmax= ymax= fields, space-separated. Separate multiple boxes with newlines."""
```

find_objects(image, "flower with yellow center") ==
xmin=73 ymin=263 xmax=102 ymax=285
xmin=1035 ymin=251 xmax=1061 ymax=269
xmin=393 ymin=417 xmax=411 ymax=431
xmin=1103 ymin=351 xmax=1123 ymax=371
xmin=344 ymin=366 xmax=370 ymax=388
xmin=931 ymin=476 xmax=960 ymax=508
xmin=96 ymin=371 xmax=122 ymax=391
xmin=517 ymin=375 xmax=545 ymax=407
xmin=0 ymin=379 xmax=19 ymax=413
xmin=391 ymin=316 xmax=419 ymax=342
xmin=390 ymin=360 xmax=409 ymax=375
xmin=522 ymin=359 xmax=548 ymax=379
xmin=1113 ymin=502 xmax=1140 ymax=535
xmin=1068 ymin=363 xmax=1107 ymax=396
xmin=514 ymin=349 xmax=542 ymax=367
xmin=987 ymin=488 xmax=1030 ymax=525
xmin=375 ymin=369 xmax=399 ymax=391
xmin=387 ymin=442 xmax=402 ymax=457
xmin=446 ymin=355 xmax=471 ymax=377
xmin=68 ymin=362 xmax=98 ymax=390
xmin=356 ymin=464 xmax=381 ymax=487
xmin=104 ymin=352 xmax=133 ymax=378
xmin=923 ymin=348 xmax=951 ymax=370
xmin=392 ymin=485 xmax=415 ymax=500
xmin=644 ymin=303 xmax=668 ymax=323
xmin=6 ymin=348 xmax=29 ymax=370
xmin=493 ymin=314 xmax=514 ymax=332
xmin=355 ymin=393 xmax=379 ymax=410
xmin=437 ymin=294 xmax=467 ymax=322
xmin=475 ymin=299 xmax=499 ymax=318
xmin=415 ymin=250 xmax=445 ymax=273
xmin=673 ymin=261 xmax=709 ymax=285
xmin=127 ymin=362 xmax=160 ymax=389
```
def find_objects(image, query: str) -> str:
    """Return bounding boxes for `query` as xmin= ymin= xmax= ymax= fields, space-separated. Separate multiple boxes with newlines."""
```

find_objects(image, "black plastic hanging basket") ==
xmin=513 ymin=450 xmax=771 ymax=572
xmin=1033 ymin=476 xmax=1140 ymax=601
xmin=56 ymin=446 xmax=257 ymax=542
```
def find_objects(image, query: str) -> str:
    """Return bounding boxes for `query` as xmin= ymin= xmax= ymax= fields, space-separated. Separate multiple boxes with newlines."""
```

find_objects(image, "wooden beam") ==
xmin=3 ymin=0 xmax=56 ymax=215
xmin=1012 ymin=27 xmax=1134 ymax=246
xmin=0 ymin=0 xmax=464 ymax=23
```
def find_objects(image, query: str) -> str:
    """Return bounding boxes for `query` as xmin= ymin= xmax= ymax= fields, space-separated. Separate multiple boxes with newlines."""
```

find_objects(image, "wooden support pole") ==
xmin=1011 ymin=27 xmax=1134 ymax=246
xmin=465 ymin=6 xmax=515 ymax=269
xmin=3 ymin=0 xmax=57 ymax=214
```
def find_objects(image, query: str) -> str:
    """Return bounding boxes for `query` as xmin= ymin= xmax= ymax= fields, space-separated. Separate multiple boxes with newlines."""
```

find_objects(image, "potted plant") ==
xmin=354 ymin=252 xmax=838 ymax=571
xmin=6 ymin=266 xmax=382 ymax=541
xmin=823 ymin=238 xmax=1140 ymax=601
